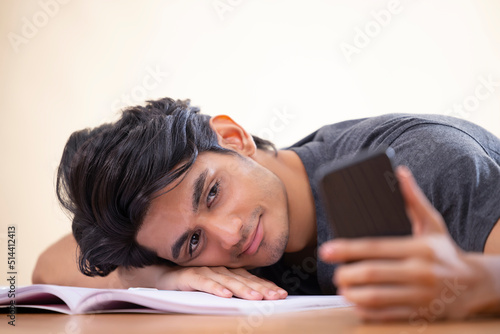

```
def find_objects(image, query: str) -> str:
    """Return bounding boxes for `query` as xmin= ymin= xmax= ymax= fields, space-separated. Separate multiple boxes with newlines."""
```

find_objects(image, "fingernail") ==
xmin=268 ymin=290 xmax=278 ymax=297
xmin=278 ymin=289 xmax=287 ymax=296
xmin=398 ymin=165 xmax=412 ymax=179
xmin=221 ymin=288 xmax=232 ymax=296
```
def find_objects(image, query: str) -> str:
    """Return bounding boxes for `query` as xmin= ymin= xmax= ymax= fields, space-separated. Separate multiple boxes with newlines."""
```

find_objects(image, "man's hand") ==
xmin=118 ymin=264 xmax=288 ymax=300
xmin=319 ymin=166 xmax=500 ymax=321
xmin=154 ymin=266 xmax=288 ymax=300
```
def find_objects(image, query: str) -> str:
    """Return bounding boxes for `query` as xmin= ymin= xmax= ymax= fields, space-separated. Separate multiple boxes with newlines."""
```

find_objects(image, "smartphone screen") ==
xmin=316 ymin=147 xmax=412 ymax=239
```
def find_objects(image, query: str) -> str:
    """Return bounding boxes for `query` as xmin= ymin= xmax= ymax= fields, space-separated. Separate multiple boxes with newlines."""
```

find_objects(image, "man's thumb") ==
xmin=396 ymin=166 xmax=448 ymax=236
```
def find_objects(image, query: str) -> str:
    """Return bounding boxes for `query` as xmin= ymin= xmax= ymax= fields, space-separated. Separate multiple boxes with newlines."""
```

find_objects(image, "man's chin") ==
xmin=245 ymin=245 xmax=287 ymax=270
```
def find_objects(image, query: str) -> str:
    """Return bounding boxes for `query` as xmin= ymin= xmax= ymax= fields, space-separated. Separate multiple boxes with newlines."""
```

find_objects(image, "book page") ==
xmin=1 ymin=285 xmax=110 ymax=312
xmin=1 ymin=285 xmax=353 ymax=315
xmin=78 ymin=288 xmax=353 ymax=315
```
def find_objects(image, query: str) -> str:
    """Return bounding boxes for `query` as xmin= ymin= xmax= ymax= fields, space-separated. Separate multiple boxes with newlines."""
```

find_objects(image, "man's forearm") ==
xmin=33 ymin=233 xmax=180 ymax=289
xmin=32 ymin=233 xmax=124 ymax=288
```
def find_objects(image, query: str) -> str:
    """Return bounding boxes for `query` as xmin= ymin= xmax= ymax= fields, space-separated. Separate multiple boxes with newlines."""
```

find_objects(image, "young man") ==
xmin=33 ymin=98 xmax=500 ymax=320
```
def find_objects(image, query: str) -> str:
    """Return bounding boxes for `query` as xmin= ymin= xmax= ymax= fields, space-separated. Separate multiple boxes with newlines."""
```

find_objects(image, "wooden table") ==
xmin=2 ymin=307 xmax=499 ymax=334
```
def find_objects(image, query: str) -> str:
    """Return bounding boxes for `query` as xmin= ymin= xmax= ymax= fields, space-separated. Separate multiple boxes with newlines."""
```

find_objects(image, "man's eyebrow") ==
xmin=192 ymin=169 xmax=208 ymax=213
xmin=171 ymin=231 xmax=190 ymax=260
xmin=171 ymin=169 xmax=209 ymax=260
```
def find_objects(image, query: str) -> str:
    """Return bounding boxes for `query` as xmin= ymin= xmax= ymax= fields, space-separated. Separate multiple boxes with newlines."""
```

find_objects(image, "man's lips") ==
xmin=242 ymin=215 xmax=263 ymax=256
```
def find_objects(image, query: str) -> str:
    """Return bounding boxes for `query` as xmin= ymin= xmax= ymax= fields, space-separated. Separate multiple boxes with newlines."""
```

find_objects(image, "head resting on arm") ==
xmin=56 ymin=97 xmax=276 ymax=277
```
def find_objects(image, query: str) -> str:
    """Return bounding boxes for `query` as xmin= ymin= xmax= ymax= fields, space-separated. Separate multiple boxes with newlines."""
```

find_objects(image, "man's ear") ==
xmin=209 ymin=115 xmax=256 ymax=156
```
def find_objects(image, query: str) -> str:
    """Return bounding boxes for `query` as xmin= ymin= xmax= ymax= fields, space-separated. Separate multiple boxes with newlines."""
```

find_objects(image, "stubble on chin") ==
xmin=263 ymin=229 xmax=289 ymax=267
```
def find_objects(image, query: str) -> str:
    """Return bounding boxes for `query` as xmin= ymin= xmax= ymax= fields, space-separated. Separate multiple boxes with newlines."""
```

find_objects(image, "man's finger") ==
xmin=334 ymin=258 xmax=435 ymax=287
xmin=211 ymin=268 xmax=286 ymax=299
xmin=319 ymin=237 xmax=435 ymax=262
xmin=226 ymin=268 xmax=288 ymax=298
xmin=179 ymin=273 xmax=233 ymax=298
xmin=342 ymin=284 xmax=434 ymax=308
xmin=354 ymin=305 xmax=418 ymax=321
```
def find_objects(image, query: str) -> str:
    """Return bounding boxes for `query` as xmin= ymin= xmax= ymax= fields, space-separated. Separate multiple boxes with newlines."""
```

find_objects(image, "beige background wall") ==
xmin=1 ymin=0 xmax=499 ymax=286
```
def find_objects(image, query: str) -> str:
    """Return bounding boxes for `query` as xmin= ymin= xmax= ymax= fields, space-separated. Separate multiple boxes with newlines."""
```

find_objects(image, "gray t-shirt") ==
xmin=251 ymin=114 xmax=500 ymax=295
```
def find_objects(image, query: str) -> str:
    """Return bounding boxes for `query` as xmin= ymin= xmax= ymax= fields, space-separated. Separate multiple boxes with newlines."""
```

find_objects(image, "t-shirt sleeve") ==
xmin=387 ymin=123 xmax=500 ymax=252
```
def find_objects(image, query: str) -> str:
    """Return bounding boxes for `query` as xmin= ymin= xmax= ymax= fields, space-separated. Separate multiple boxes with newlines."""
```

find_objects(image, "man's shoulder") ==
xmin=288 ymin=114 xmax=460 ymax=163
xmin=291 ymin=113 xmax=497 ymax=150
xmin=312 ymin=113 xmax=483 ymax=138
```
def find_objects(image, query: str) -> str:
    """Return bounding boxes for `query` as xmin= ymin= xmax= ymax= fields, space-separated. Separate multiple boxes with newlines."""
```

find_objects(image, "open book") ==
xmin=0 ymin=285 xmax=352 ymax=315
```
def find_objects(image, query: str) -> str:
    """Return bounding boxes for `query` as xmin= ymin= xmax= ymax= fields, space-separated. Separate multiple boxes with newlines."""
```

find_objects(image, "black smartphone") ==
xmin=316 ymin=147 xmax=412 ymax=239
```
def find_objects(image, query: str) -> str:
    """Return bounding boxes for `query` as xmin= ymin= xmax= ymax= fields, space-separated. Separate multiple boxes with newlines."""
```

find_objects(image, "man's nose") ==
xmin=208 ymin=216 xmax=243 ymax=250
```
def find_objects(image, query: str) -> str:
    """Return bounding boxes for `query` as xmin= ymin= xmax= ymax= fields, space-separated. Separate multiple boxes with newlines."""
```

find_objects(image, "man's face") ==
xmin=136 ymin=151 xmax=290 ymax=269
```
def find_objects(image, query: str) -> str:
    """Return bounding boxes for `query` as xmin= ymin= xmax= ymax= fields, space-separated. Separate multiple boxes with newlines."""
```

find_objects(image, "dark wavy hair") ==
xmin=57 ymin=97 xmax=276 ymax=277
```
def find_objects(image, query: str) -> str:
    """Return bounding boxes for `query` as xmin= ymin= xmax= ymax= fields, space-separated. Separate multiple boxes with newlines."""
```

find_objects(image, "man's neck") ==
xmin=252 ymin=149 xmax=317 ymax=253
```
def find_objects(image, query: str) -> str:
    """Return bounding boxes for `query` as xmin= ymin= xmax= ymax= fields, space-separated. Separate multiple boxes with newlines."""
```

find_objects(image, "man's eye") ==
xmin=207 ymin=181 xmax=220 ymax=207
xmin=189 ymin=231 xmax=201 ymax=256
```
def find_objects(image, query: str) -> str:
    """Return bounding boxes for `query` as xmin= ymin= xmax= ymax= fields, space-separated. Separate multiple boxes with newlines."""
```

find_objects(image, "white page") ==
xmin=0 ymin=285 xmax=104 ymax=311
xmin=78 ymin=289 xmax=353 ymax=315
